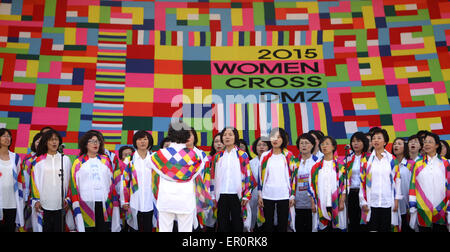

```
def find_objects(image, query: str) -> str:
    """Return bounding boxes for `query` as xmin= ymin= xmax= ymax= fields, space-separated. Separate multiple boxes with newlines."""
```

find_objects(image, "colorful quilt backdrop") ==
xmin=0 ymin=0 xmax=449 ymax=157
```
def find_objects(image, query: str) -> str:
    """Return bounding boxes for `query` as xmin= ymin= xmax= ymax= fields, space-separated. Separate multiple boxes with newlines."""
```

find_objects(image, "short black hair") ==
xmin=319 ymin=136 xmax=337 ymax=154
xmin=133 ymin=130 xmax=153 ymax=150
xmin=308 ymin=130 xmax=324 ymax=142
xmin=30 ymin=132 xmax=42 ymax=153
xmin=0 ymin=128 xmax=12 ymax=148
xmin=368 ymin=126 xmax=382 ymax=136
xmin=269 ymin=127 xmax=289 ymax=150
xmin=39 ymin=126 xmax=55 ymax=134
xmin=350 ymin=131 xmax=369 ymax=154
xmin=251 ymin=137 xmax=272 ymax=155
xmin=159 ymin=137 xmax=171 ymax=149
xmin=371 ymin=128 xmax=389 ymax=146
xmin=296 ymin=133 xmax=316 ymax=154
xmin=220 ymin=127 xmax=240 ymax=146
xmin=440 ymin=140 xmax=450 ymax=159
xmin=36 ymin=129 xmax=63 ymax=156
xmin=118 ymin=145 xmax=134 ymax=160
xmin=79 ymin=131 xmax=105 ymax=156
xmin=422 ymin=131 xmax=441 ymax=155
xmin=392 ymin=137 xmax=409 ymax=160
xmin=168 ymin=120 xmax=191 ymax=144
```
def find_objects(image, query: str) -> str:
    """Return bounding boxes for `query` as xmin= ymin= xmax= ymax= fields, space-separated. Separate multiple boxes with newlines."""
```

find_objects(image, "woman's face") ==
xmin=222 ymin=129 xmax=235 ymax=147
xmin=371 ymin=133 xmax=386 ymax=151
xmin=393 ymin=139 xmax=405 ymax=157
xmin=47 ymin=134 xmax=60 ymax=154
xmin=298 ymin=139 xmax=313 ymax=156
xmin=408 ymin=138 xmax=421 ymax=154
xmin=320 ymin=138 xmax=335 ymax=155
xmin=186 ymin=132 xmax=195 ymax=149
xmin=87 ymin=136 xmax=100 ymax=155
xmin=136 ymin=136 xmax=149 ymax=151
xmin=441 ymin=142 xmax=448 ymax=157
xmin=121 ymin=149 xmax=133 ymax=161
xmin=423 ymin=136 xmax=439 ymax=156
xmin=0 ymin=131 xmax=11 ymax=148
xmin=256 ymin=140 xmax=269 ymax=156
xmin=351 ymin=138 xmax=364 ymax=154
xmin=270 ymin=131 xmax=283 ymax=149
xmin=34 ymin=137 xmax=41 ymax=152
xmin=213 ymin=135 xmax=224 ymax=152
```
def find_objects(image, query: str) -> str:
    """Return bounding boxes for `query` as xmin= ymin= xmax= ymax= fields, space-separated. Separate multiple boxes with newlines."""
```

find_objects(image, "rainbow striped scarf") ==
xmin=310 ymin=158 xmax=344 ymax=229
xmin=209 ymin=146 xmax=256 ymax=223
xmin=409 ymin=155 xmax=450 ymax=227
xmin=151 ymin=147 xmax=212 ymax=229
xmin=68 ymin=154 xmax=116 ymax=229
xmin=360 ymin=151 xmax=400 ymax=225
xmin=344 ymin=152 xmax=370 ymax=188
xmin=256 ymin=149 xmax=298 ymax=226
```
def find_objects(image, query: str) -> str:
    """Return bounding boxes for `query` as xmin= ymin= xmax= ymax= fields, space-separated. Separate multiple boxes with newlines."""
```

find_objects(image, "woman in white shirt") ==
xmin=310 ymin=136 xmax=346 ymax=232
xmin=121 ymin=130 xmax=154 ymax=232
xmin=409 ymin=132 xmax=449 ymax=232
xmin=392 ymin=137 xmax=414 ymax=232
xmin=249 ymin=137 xmax=271 ymax=231
xmin=69 ymin=131 xmax=118 ymax=232
xmin=258 ymin=128 xmax=297 ymax=232
xmin=0 ymin=128 xmax=23 ymax=232
xmin=345 ymin=132 xmax=369 ymax=232
xmin=31 ymin=129 xmax=71 ymax=232
xmin=360 ymin=128 xmax=401 ymax=232
xmin=295 ymin=133 xmax=318 ymax=232
xmin=211 ymin=127 xmax=254 ymax=232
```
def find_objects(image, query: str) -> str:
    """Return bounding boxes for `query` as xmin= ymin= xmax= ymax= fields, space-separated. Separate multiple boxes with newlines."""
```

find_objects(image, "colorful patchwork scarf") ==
xmin=310 ymin=158 xmax=345 ymax=229
xmin=409 ymin=155 xmax=450 ymax=227
xmin=209 ymin=146 xmax=256 ymax=224
xmin=344 ymin=152 xmax=370 ymax=188
xmin=150 ymin=147 xmax=212 ymax=229
xmin=256 ymin=149 xmax=298 ymax=226
xmin=360 ymin=150 xmax=400 ymax=225
xmin=68 ymin=154 xmax=117 ymax=229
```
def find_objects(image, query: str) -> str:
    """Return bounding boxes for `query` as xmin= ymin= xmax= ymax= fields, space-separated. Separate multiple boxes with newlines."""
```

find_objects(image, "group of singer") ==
xmin=0 ymin=122 xmax=449 ymax=232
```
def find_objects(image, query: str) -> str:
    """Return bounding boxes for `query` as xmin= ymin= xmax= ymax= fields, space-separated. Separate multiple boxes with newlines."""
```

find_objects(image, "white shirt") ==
xmin=39 ymin=153 xmax=71 ymax=210
xmin=0 ymin=159 xmax=16 ymax=209
xmin=318 ymin=160 xmax=336 ymax=207
xmin=261 ymin=153 xmax=290 ymax=200
xmin=77 ymin=157 xmax=111 ymax=202
xmin=370 ymin=152 xmax=394 ymax=208
xmin=398 ymin=158 xmax=411 ymax=215
xmin=416 ymin=155 xmax=446 ymax=208
xmin=151 ymin=143 xmax=203 ymax=214
xmin=130 ymin=151 xmax=153 ymax=212
xmin=216 ymin=148 xmax=242 ymax=197
xmin=351 ymin=154 xmax=361 ymax=189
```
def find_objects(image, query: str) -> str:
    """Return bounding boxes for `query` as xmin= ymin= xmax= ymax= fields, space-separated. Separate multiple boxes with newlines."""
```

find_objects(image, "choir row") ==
xmin=0 ymin=124 xmax=448 ymax=232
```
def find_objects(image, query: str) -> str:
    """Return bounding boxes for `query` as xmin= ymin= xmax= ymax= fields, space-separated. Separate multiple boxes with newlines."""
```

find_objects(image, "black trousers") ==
xmin=43 ymin=209 xmax=63 ymax=232
xmin=137 ymin=210 xmax=153 ymax=232
xmin=348 ymin=189 xmax=362 ymax=232
xmin=0 ymin=209 xmax=16 ymax=232
xmin=295 ymin=208 xmax=312 ymax=232
xmin=217 ymin=194 xmax=243 ymax=232
xmin=418 ymin=223 xmax=449 ymax=232
xmin=262 ymin=199 xmax=289 ymax=232
xmin=401 ymin=214 xmax=414 ymax=232
xmin=85 ymin=202 xmax=111 ymax=232
xmin=369 ymin=207 xmax=391 ymax=232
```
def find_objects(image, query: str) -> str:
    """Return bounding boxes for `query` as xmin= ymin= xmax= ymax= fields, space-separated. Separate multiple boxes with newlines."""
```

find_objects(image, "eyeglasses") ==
xmin=422 ymin=140 xmax=436 ymax=145
xmin=88 ymin=139 xmax=100 ymax=145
